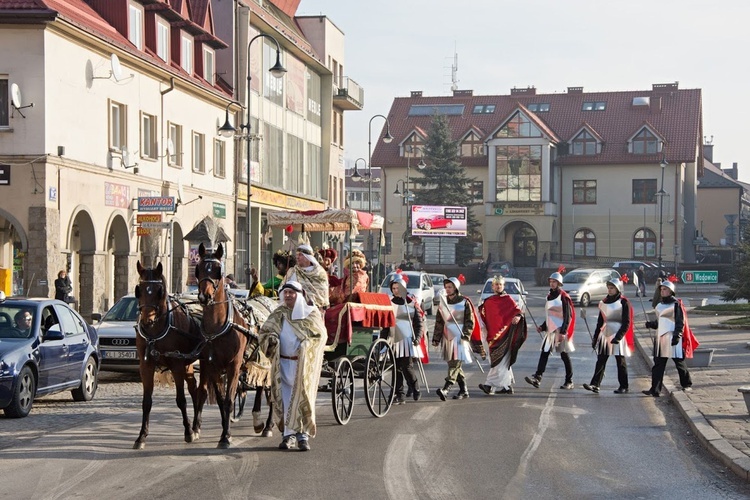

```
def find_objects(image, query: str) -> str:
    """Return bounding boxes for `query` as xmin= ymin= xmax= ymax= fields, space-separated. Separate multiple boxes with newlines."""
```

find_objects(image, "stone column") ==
xmin=27 ymin=206 xmax=65 ymax=298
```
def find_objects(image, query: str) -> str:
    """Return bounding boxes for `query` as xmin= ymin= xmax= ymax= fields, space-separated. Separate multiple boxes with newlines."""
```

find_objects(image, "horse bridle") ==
xmin=137 ymin=279 xmax=168 ymax=324
xmin=197 ymin=257 xmax=226 ymax=305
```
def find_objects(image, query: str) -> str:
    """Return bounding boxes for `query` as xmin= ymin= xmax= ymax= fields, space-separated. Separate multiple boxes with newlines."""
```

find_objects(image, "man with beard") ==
xmin=282 ymin=244 xmax=330 ymax=310
xmin=525 ymin=272 xmax=576 ymax=390
xmin=259 ymin=281 xmax=327 ymax=451
xmin=582 ymin=278 xmax=634 ymax=394
xmin=264 ymin=250 xmax=296 ymax=298
xmin=477 ymin=275 xmax=527 ymax=395
xmin=433 ymin=276 xmax=477 ymax=401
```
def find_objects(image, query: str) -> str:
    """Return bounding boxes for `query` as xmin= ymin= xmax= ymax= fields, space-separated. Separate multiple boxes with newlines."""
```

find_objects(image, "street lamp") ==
xmin=368 ymin=114 xmax=393 ymax=286
xmin=657 ymin=155 xmax=668 ymax=271
xmin=238 ymin=34 xmax=286 ymax=283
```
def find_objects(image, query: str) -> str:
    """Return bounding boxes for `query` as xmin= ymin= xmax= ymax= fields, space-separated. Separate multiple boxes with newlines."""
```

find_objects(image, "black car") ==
xmin=485 ymin=261 xmax=517 ymax=281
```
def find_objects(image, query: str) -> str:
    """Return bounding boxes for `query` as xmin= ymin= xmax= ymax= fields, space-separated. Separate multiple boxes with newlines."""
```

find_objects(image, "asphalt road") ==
xmin=2 ymin=287 xmax=749 ymax=499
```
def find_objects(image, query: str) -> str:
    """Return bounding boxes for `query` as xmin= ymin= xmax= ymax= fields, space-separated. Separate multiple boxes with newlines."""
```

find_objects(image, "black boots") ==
xmin=436 ymin=382 xmax=452 ymax=401
xmin=453 ymin=380 xmax=469 ymax=400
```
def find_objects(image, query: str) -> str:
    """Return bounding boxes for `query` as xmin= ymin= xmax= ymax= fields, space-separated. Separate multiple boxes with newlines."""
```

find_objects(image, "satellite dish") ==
xmin=111 ymin=54 xmax=123 ymax=82
xmin=10 ymin=84 xmax=22 ymax=108
xmin=177 ymin=179 xmax=185 ymax=204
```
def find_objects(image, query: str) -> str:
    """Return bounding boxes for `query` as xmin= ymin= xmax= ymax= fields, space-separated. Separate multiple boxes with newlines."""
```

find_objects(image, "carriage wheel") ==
xmin=331 ymin=357 xmax=355 ymax=425
xmin=364 ymin=338 xmax=396 ymax=418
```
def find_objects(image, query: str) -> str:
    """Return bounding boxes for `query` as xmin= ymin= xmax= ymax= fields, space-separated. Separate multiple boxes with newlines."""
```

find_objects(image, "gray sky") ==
xmin=297 ymin=0 xmax=749 ymax=181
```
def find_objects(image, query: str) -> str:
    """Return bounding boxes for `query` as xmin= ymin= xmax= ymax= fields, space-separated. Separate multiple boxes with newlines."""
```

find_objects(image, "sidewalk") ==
xmin=633 ymin=308 xmax=750 ymax=482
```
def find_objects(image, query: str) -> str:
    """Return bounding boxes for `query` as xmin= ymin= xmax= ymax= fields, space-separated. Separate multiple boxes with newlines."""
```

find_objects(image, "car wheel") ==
xmin=5 ymin=365 xmax=35 ymax=418
xmin=424 ymin=222 xmax=432 ymax=231
xmin=580 ymin=293 xmax=591 ymax=308
xmin=72 ymin=357 xmax=98 ymax=402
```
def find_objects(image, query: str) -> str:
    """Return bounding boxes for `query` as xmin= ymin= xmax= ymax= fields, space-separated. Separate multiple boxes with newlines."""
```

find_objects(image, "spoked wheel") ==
xmin=331 ymin=357 xmax=355 ymax=425
xmin=364 ymin=338 xmax=396 ymax=418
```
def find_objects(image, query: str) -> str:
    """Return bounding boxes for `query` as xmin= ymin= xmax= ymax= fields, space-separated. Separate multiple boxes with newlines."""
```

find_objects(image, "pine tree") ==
xmin=721 ymin=225 xmax=750 ymax=301
xmin=412 ymin=114 xmax=481 ymax=266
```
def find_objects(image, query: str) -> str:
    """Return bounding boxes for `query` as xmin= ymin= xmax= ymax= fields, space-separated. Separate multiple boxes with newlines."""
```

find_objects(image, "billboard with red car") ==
xmin=411 ymin=205 xmax=467 ymax=237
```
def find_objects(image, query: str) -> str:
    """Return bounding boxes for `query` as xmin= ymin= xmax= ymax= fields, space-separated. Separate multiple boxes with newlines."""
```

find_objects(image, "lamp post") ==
xmin=657 ymin=155 xmax=668 ymax=271
xmin=368 ymin=114 xmax=393 ymax=285
xmin=220 ymin=33 xmax=286 ymax=284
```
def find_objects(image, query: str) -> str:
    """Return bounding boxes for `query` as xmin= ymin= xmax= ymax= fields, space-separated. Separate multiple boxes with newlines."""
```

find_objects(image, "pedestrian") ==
xmin=582 ymin=278 xmax=634 ymax=394
xmin=477 ymin=275 xmax=527 ymax=395
xmin=54 ymin=270 xmax=73 ymax=302
xmin=259 ymin=281 xmax=327 ymax=451
xmin=282 ymin=244 xmax=330 ymax=310
xmin=381 ymin=277 xmax=423 ymax=404
xmin=635 ymin=266 xmax=646 ymax=298
xmin=264 ymin=250 xmax=296 ymax=298
xmin=642 ymin=280 xmax=699 ymax=397
xmin=433 ymin=276 xmax=478 ymax=401
xmin=525 ymin=272 xmax=576 ymax=390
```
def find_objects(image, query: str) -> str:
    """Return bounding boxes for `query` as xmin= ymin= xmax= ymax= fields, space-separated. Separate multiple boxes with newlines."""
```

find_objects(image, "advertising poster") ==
xmin=411 ymin=205 xmax=467 ymax=237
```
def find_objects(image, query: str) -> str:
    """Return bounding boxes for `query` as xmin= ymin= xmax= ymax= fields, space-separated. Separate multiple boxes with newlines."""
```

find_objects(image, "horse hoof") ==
xmin=133 ymin=441 xmax=146 ymax=450
xmin=217 ymin=441 xmax=231 ymax=449
xmin=262 ymin=429 xmax=273 ymax=438
xmin=253 ymin=425 xmax=264 ymax=433
xmin=185 ymin=433 xmax=195 ymax=443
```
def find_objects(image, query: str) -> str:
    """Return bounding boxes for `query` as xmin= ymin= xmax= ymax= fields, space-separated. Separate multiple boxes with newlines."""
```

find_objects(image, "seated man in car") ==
xmin=14 ymin=310 xmax=33 ymax=336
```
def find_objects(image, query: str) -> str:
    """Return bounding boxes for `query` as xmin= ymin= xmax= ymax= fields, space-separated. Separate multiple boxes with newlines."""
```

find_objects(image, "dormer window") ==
xmin=571 ymin=129 xmax=598 ymax=155
xmin=203 ymin=47 xmax=215 ymax=84
xmin=461 ymin=131 xmax=484 ymax=157
xmin=181 ymin=33 xmax=193 ymax=75
xmin=582 ymin=101 xmax=606 ymax=111
xmin=402 ymin=133 xmax=425 ymax=157
xmin=128 ymin=2 xmax=143 ymax=50
xmin=527 ymin=103 xmax=550 ymax=112
xmin=631 ymin=128 xmax=659 ymax=154
xmin=156 ymin=18 xmax=169 ymax=63
xmin=495 ymin=111 xmax=542 ymax=138
xmin=472 ymin=104 xmax=495 ymax=114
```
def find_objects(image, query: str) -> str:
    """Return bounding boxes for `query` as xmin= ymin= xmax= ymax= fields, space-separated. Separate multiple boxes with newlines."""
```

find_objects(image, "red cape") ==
xmin=559 ymin=290 xmax=576 ymax=340
xmin=478 ymin=293 xmax=522 ymax=348
xmin=619 ymin=296 xmax=636 ymax=350
xmin=678 ymin=299 xmax=700 ymax=358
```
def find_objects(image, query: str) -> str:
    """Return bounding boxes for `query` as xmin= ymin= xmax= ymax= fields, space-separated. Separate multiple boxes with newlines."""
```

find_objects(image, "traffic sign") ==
xmin=681 ymin=270 xmax=718 ymax=284
xmin=494 ymin=208 xmax=504 ymax=215
xmin=141 ymin=222 xmax=171 ymax=229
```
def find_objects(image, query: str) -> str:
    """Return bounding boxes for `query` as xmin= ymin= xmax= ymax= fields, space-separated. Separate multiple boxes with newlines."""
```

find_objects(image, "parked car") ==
xmin=562 ymin=268 xmax=621 ymax=307
xmin=0 ymin=294 xmax=100 ymax=418
xmin=428 ymin=273 xmax=448 ymax=305
xmin=485 ymin=260 xmax=517 ymax=280
xmin=92 ymin=295 xmax=139 ymax=372
xmin=477 ymin=277 xmax=528 ymax=308
xmin=379 ymin=271 xmax=435 ymax=315
xmin=415 ymin=214 xmax=453 ymax=231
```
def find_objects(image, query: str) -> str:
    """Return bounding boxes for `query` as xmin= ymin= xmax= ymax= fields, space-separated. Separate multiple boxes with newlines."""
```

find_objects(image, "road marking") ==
xmin=412 ymin=406 xmax=440 ymax=420
xmin=37 ymin=459 xmax=105 ymax=500
xmin=384 ymin=434 xmax=417 ymax=500
xmin=519 ymin=402 xmax=588 ymax=416
xmin=503 ymin=390 xmax=558 ymax=499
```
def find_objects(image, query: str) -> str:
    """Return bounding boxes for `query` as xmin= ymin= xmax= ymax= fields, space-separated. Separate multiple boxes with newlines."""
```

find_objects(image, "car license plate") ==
xmin=103 ymin=350 xmax=138 ymax=360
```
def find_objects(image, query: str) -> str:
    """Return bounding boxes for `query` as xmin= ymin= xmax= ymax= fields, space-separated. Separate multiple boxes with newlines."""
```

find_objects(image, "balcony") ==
xmin=333 ymin=77 xmax=364 ymax=110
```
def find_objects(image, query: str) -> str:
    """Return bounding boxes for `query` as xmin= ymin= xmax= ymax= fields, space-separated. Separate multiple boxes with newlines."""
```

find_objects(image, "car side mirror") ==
xmin=44 ymin=329 xmax=65 ymax=341
xmin=91 ymin=313 xmax=102 ymax=322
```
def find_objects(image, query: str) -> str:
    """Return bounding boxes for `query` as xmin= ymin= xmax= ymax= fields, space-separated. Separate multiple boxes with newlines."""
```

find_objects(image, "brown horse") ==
xmin=194 ymin=243 xmax=270 ymax=448
xmin=134 ymin=261 xmax=204 ymax=449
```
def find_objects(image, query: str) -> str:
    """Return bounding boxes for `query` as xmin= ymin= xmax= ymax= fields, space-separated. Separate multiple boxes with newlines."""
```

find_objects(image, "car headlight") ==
xmin=0 ymin=360 xmax=11 ymax=376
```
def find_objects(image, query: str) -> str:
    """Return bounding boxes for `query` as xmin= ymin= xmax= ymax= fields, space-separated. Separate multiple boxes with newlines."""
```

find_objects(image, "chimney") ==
xmin=510 ymin=86 xmax=536 ymax=96
xmin=410 ymin=91 xmax=423 ymax=98
xmin=703 ymin=143 xmax=714 ymax=163
xmin=731 ymin=162 xmax=739 ymax=180
xmin=567 ymin=86 xmax=583 ymax=94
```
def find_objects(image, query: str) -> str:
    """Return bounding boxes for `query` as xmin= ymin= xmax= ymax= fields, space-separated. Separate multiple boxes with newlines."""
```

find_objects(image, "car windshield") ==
xmin=0 ymin=304 xmax=36 ymax=339
xmin=102 ymin=297 xmax=139 ymax=322
xmin=563 ymin=273 xmax=588 ymax=284
xmin=429 ymin=275 xmax=445 ymax=284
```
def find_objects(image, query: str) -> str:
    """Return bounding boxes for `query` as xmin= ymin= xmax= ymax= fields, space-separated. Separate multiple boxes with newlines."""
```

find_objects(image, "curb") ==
xmin=634 ymin=330 xmax=750 ymax=482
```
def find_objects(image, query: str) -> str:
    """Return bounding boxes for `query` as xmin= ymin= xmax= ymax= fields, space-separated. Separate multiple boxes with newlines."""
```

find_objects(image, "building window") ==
xmin=470 ymin=181 xmax=484 ymax=204
xmin=573 ymin=180 xmax=597 ymax=204
xmin=402 ymin=135 xmax=424 ymax=157
xmin=263 ymin=123 xmax=283 ymax=187
xmin=472 ymin=104 xmax=495 ymax=114
xmin=0 ymin=78 xmax=8 ymax=127
xmin=408 ymin=104 xmax=465 ymax=116
xmin=571 ymin=129 xmax=597 ymax=155
xmin=203 ymin=47 xmax=215 ymax=84
xmin=495 ymin=111 xmax=542 ymax=138
xmin=156 ymin=18 xmax=169 ymax=62
xmin=631 ymin=128 xmax=659 ymax=154
xmin=307 ymin=143 xmax=321 ymax=197
xmin=108 ymin=100 xmax=127 ymax=151
xmin=574 ymin=228 xmax=596 ymax=257
xmin=495 ymin=145 xmax=542 ymax=202
xmin=140 ymin=112 xmax=157 ymax=160
xmin=461 ymin=132 xmax=484 ymax=157
xmin=286 ymin=134 xmax=303 ymax=192
xmin=634 ymin=227 xmax=657 ymax=258
xmin=192 ymin=132 xmax=205 ymax=173
xmin=128 ymin=2 xmax=143 ymax=50
xmin=168 ymin=122 xmax=183 ymax=167
xmin=527 ymin=103 xmax=550 ymax=112
xmin=632 ymin=179 xmax=657 ymax=204
xmin=263 ymin=40 xmax=284 ymax=106
xmin=181 ymin=34 xmax=193 ymax=74
xmin=213 ymin=139 xmax=225 ymax=178
xmin=582 ymin=101 xmax=606 ymax=111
